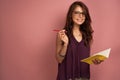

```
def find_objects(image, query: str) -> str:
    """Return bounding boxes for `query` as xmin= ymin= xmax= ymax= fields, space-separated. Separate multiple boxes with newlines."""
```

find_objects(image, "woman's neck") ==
xmin=73 ymin=24 xmax=80 ymax=32
xmin=72 ymin=24 xmax=82 ymax=36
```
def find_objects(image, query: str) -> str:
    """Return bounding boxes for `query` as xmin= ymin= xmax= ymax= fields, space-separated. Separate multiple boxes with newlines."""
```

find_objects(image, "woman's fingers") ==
xmin=59 ymin=30 xmax=66 ymax=35
xmin=92 ymin=58 xmax=104 ymax=65
xmin=58 ymin=30 xmax=66 ymax=38
xmin=58 ymin=30 xmax=68 ymax=44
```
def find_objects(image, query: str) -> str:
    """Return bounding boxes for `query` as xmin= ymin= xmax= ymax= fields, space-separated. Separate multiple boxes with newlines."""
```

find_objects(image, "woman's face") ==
xmin=72 ymin=6 xmax=85 ymax=26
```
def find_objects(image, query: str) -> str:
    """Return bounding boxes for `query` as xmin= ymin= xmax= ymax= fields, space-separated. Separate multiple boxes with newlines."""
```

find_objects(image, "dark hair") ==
xmin=64 ymin=1 xmax=94 ymax=46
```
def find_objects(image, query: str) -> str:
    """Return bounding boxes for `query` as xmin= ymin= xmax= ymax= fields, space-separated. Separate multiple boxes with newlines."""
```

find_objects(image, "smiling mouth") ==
xmin=76 ymin=19 xmax=83 ymax=22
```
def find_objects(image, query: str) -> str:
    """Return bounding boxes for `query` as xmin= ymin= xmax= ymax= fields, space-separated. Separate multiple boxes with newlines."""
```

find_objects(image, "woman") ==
xmin=56 ymin=1 xmax=102 ymax=80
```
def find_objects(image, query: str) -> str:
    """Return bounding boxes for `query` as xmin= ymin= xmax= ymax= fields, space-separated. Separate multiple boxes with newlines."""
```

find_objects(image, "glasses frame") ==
xmin=73 ymin=11 xmax=85 ymax=17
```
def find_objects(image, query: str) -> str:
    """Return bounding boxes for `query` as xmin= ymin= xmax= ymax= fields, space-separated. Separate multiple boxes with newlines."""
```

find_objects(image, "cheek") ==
xmin=72 ymin=17 xmax=75 ymax=22
xmin=72 ymin=18 xmax=77 ymax=24
xmin=83 ymin=17 xmax=86 ymax=20
xmin=72 ymin=16 xmax=77 ymax=22
xmin=82 ymin=18 xmax=86 ymax=22
xmin=83 ymin=18 xmax=86 ymax=23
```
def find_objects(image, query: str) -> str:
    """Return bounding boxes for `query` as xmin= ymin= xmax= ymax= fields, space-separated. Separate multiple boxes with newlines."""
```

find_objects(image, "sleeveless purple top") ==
xmin=57 ymin=35 xmax=90 ymax=80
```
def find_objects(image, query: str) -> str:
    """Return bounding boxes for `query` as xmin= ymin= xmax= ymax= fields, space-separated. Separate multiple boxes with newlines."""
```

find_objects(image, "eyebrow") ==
xmin=73 ymin=11 xmax=84 ymax=13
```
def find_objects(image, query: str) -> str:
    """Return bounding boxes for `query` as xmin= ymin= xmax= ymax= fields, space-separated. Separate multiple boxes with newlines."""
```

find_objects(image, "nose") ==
xmin=79 ymin=13 xmax=84 ymax=18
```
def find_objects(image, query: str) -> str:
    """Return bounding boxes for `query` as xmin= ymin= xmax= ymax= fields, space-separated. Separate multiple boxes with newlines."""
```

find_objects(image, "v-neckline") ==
xmin=72 ymin=34 xmax=83 ymax=43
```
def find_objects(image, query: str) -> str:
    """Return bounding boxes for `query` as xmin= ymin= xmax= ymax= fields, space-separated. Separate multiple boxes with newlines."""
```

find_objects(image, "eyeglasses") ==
xmin=73 ymin=11 xmax=85 ymax=17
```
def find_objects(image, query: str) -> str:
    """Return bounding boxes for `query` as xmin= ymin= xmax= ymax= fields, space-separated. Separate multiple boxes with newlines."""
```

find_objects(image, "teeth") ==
xmin=77 ymin=19 xmax=81 ymax=20
xmin=77 ymin=19 xmax=82 ymax=21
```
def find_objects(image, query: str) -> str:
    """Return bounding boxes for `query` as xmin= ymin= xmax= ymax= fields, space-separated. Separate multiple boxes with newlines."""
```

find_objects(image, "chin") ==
xmin=75 ymin=22 xmax=84 ymax=25
xmin=74 ymin=20 xmax=84 ymax=25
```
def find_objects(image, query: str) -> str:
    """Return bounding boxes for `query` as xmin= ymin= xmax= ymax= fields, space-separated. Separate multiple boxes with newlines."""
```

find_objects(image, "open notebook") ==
xmin=81 ymin=48 xmax=111 ymax=64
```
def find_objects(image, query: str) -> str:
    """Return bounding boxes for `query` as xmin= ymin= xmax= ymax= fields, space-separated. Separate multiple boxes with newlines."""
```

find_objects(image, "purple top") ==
xmin=57 ymin=35 xmax=90 ymax=80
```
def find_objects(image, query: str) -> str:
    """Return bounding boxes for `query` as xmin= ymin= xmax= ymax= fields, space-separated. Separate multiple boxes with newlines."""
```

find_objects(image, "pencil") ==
xmin=53 ymin=29 xmax=60 ymax=32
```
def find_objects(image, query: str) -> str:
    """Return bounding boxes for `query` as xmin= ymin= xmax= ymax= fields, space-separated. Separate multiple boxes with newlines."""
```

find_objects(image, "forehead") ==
xmin=74 ymin=5 xmax=83 ymax=12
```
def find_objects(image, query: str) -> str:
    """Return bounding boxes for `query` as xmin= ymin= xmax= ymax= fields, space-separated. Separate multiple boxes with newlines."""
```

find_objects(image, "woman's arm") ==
xmin=56 ymin=30 xmax=68 ymax=63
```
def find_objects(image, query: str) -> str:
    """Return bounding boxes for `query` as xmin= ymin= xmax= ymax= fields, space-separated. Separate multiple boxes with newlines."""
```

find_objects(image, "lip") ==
xmin=76 ymin=19 xmax=83 ymax=22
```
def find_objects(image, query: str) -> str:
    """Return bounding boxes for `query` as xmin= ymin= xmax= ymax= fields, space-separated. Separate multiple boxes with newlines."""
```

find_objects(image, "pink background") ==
xmin=0 ymin=0 xmax=120 ymax=80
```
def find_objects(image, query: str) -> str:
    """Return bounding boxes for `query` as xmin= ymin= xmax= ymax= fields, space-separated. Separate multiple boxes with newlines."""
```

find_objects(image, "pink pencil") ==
xmin=53 ymin=29 xmax=60 ymax=32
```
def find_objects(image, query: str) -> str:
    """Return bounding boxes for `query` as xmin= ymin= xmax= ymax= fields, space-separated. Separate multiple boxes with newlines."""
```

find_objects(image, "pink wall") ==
xmin=0 ymin=0 xmax=120 ymax=80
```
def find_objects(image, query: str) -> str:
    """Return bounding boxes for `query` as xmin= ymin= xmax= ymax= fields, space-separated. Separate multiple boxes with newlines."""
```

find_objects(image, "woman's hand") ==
xmin=92 ymin=58 xmax=104 ymax=65
xmin=58 ymin=30 xmax=69 ymax=45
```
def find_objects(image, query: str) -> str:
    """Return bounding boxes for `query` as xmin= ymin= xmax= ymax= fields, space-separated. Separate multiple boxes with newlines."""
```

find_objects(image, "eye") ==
xmin=73 ymin=11 xmax=85 ymax=16
xmin=74 ymin=11 xmax=80 ymax=14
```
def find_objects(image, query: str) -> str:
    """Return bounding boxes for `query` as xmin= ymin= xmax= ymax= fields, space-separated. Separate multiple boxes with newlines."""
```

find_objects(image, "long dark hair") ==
xmin=64 ymin=1 xmax=94 ymax=46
